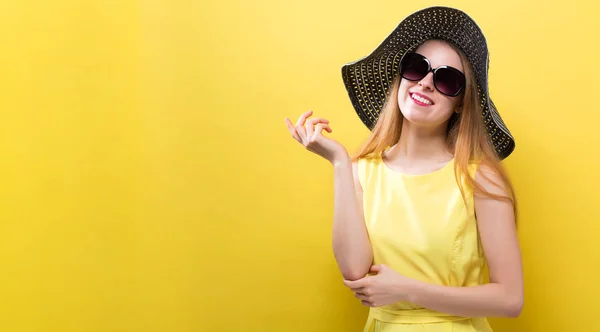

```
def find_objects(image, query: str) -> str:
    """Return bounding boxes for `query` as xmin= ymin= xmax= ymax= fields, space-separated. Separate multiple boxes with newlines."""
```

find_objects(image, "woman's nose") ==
xmin=418 ymin=72 xmax=435 ymax=91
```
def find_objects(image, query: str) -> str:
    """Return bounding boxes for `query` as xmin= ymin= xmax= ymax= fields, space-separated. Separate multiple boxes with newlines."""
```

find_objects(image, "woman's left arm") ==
xmin=408 ymin=164 xmax=524 ymax=317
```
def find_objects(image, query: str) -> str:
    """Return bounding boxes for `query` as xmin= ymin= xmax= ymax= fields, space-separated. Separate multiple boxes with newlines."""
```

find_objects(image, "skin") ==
xmin=284 ymin=39 xmax=524 ymax=318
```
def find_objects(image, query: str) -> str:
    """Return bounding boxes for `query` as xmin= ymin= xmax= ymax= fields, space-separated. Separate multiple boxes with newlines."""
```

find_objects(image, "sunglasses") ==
xmin=399 ymin=52 xmax=466 ymax=97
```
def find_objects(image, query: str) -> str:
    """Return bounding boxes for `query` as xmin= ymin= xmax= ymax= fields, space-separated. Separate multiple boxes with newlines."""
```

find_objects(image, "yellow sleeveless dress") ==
xmin=357 ymin=151 xmax=493 ymax=332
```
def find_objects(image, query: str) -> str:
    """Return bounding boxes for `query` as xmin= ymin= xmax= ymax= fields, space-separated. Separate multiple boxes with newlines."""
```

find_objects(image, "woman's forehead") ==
xmin=415 ymin=40 xmax=463 ymax=71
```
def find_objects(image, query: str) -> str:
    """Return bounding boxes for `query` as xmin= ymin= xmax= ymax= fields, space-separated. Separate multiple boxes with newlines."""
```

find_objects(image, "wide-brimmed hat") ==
xmin=341 ymin=6 xmax=515 ymax=159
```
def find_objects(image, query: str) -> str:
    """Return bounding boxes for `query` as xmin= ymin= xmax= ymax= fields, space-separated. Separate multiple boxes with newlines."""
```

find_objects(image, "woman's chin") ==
xmin=401 ymin=110 xmax=431 ymax=125
xmin=401 ymin=107 xmax=451 ymax=128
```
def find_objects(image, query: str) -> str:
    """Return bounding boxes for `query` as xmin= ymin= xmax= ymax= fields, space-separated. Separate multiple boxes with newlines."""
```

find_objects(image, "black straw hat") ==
xmin=341 ymin=6 xmax=515 ymax=159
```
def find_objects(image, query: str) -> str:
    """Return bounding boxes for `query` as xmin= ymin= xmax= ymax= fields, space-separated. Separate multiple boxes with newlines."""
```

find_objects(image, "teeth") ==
xmin=412 ymin=93 xmax=432 ymax=105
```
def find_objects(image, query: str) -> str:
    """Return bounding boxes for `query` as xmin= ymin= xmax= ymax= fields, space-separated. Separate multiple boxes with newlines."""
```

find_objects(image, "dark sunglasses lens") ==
xmin=401 ymin=54 xmax=428 ymax=81
xmin=435 ymin=67 xmax=466 ymax=96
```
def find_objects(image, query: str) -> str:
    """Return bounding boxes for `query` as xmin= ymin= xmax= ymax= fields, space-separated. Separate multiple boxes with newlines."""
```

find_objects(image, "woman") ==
xmin=284 ymin=6 xmax=523 ymax=331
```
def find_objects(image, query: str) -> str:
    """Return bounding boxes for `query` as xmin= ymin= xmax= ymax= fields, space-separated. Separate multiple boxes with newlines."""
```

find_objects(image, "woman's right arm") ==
xmin=284 ymin=110 xmax=373 ymax=280
xmin=331 ymin=158 xmax=373 ymax=281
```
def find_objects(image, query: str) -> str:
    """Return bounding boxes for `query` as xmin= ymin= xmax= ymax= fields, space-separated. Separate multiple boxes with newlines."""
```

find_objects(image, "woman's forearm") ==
xmin=408 ymin=280 xmax=524 ymax=318
xmin=331 ymin=158 xmax=373 ymax=280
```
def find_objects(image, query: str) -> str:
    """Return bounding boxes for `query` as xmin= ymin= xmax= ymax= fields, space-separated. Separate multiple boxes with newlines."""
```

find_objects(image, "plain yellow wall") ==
xmin=0 ymin=0 xmax=598 ymax=331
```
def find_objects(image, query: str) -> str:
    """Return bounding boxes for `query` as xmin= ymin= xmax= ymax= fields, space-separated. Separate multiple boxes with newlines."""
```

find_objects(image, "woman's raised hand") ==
xmin=284 ymin=110 xmax=349 ymax=165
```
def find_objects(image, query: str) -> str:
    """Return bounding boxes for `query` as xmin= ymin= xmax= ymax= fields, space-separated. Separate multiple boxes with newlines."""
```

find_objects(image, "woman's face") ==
xmin=397 ymin=40 xmax=465 ymax=129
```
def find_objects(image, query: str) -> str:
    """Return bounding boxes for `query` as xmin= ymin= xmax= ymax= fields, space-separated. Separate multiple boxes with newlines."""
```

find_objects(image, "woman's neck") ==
xmin=385 ymin=121 xmax=453 ymax=163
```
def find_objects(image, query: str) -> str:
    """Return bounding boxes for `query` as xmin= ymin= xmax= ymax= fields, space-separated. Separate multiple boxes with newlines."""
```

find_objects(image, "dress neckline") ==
xmin=379 ymin=151 xmax=454 ymax=178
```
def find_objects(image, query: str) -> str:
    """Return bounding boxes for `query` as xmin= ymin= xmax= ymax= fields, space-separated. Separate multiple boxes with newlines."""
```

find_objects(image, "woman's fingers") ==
xmin=306 ymin=117 xmax=330 ymax=125
xmin=306 ymin=118 xmax=330 ymax=138
xmin=294 ymin=110 xmax=313 ymax=138
xmin=295 ymin=110 xmax=313 ymax=127
xmin=286 ymin=111 xmax=332 ymax=146
xmin=314 ymin=123 xmax=332 ymax=137
xmin=284 ymin=118 xmax=301 ymax=142
xmin=306 ymin=120 xmax=314 ymax=139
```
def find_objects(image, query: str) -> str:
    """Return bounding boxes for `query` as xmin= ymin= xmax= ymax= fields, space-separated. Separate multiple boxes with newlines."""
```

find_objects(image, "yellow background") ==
xmin=0 ymin=0 xmax=598 ymax=331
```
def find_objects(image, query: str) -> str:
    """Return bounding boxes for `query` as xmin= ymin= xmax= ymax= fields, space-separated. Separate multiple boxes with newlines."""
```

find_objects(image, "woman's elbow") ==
xmin=504 ymin=294 xmax=524 ymax=318
xmin=341 ymin=266 xmax=370 ymax=281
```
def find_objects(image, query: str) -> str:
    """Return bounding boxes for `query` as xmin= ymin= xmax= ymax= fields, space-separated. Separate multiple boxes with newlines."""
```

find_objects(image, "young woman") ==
xmin=284 ymin=6 xmax=523 ymax=331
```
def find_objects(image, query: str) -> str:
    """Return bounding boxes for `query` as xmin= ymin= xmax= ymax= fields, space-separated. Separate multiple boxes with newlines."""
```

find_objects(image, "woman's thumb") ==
xmin=370 ymin=265 xmax=382 ymax=273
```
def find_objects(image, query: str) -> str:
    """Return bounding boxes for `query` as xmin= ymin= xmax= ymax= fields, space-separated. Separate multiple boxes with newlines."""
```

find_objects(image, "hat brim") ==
xmin=341 ymin=6 xmax=515 ymax=159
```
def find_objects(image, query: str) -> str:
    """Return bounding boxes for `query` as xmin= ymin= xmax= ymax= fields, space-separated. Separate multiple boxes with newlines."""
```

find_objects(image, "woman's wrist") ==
xmin=402 ymin=278 xmax=425 ymax=304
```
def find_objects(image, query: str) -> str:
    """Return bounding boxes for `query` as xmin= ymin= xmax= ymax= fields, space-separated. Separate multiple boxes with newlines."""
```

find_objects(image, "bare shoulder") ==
xmin=473 ymin=162 xmax=509 ymax=198
xmin=472 ymin=162 xmax=515 ymax=225
xmin=351 ymin=159 xmax=363 ymax=193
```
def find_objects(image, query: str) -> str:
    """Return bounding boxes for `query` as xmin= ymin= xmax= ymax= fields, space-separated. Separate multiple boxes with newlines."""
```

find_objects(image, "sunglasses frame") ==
xmin=399 ymin=52 xmax=466 ymax=97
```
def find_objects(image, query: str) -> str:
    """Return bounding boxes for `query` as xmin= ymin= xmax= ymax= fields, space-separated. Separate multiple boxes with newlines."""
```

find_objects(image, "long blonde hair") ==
xmin=349 ymin=41 xmax=518 ymax=221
